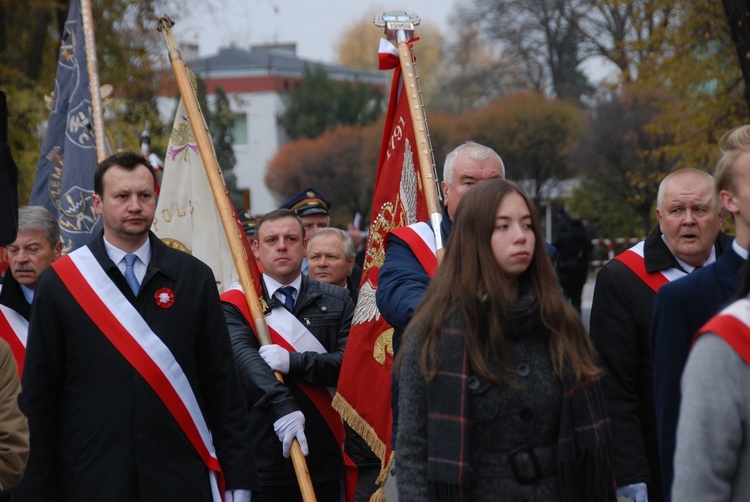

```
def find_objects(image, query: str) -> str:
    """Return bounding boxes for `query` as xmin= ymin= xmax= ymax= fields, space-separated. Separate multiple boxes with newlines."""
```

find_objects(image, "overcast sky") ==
xmin=173 ymin=0 xmax=458 ymax=63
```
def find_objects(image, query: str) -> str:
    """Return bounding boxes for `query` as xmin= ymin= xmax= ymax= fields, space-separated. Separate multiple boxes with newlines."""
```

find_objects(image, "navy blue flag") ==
xmin=30 ymin=0 xmax=101 ymax=252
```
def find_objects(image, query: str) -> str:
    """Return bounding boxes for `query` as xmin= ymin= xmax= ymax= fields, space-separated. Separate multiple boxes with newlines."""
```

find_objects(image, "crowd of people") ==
xmin=1 ymin=127 xmax=750 ymax=501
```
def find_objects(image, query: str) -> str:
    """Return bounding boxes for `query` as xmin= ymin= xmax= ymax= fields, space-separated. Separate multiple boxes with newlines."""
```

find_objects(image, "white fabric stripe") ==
xmin=227 ymin=283 xmax=336 ymax=397
xmin=379 ymin=37 xmax=398 ymax=57
xmin=627 ymin=240 xmax=646 ymax=256
xmin=266 ymin=307 xmax=327 ymax=355
xmin=625 ymin=240 xmax=686 ymax=283
xmin=68 ymin=248 xmax=216 ymax=458
xmin=716 ymin=298 xmax=750 ymax=327
xmin=0 ymin=305 xmax=28 ymax=348
xmin=265 ymin=299 xmax=337 ymax=398
xmin=409 ymin=221 xmax=437 ymax=255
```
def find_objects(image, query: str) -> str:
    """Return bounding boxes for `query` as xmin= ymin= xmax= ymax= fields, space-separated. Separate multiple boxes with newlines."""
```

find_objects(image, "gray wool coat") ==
xmin=396 ymin=315 xmax=562 ymax=502
xmin=672 ymin=334 xmax=750 ymax=502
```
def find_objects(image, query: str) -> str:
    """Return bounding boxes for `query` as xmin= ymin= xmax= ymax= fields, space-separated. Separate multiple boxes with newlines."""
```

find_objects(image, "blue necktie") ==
xmin=123 ymin=254 xmax=140 ymax=296
xmin=279 ymin=286 xmax=295 ymax=312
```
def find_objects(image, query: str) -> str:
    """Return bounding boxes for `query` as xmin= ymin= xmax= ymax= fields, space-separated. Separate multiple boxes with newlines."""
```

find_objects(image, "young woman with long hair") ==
xmin=395 ymin=179 xmax=614 ymax=501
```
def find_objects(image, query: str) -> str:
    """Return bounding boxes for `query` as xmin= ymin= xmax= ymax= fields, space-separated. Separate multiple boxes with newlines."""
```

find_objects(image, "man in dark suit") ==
xmin=1 ymin=206 xmax=61 ymax=375
xmin=590 ymin=168 xmax=728 ymax=502
xmin=15 ymin=152 xmax=257 ymax=501
xmin=651 ymin=126 xmax=750 ymax=501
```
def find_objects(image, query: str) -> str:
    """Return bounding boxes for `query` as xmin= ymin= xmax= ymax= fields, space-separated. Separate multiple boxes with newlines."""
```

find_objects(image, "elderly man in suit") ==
xmin=652 ymin=127 xmax=750 ymax=501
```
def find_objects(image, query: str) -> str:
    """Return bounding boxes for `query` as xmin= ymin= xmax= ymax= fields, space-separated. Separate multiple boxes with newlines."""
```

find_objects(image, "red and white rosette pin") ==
xmin=154 ymin=288 xmax=175 ymax=309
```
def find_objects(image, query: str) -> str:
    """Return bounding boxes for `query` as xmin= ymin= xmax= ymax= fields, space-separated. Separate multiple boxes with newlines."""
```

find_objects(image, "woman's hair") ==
xmin=399 ymin=179 xmax=600 ymax=385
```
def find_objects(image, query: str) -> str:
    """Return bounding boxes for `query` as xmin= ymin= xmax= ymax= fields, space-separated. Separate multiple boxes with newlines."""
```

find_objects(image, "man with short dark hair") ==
xmin=280 ymin=188 xmax=332 ymax=275
xmin=222 ymin=208 xmax=354 ymax=501
xmin=16 ymin=151 xmax=257 ymax=501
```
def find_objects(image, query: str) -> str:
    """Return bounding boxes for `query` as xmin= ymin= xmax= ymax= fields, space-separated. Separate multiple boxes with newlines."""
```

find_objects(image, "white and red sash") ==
xmin=0 ymin=289 xmax=28 ymax=377
xmin=222 ymin=284 xmax=345 ymax=442
xmin=52 ymin=247 xmax=223 ymax=501
xmin=614 ymin=241 xmax=686 ymax=293
xmin=696 ymin=298 xmax=750 ymax=363
xmin=390 ymin=221 xmax=438 ymax=278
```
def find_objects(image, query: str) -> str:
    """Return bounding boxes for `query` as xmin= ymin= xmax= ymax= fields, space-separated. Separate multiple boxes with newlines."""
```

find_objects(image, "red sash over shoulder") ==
xmin=613 ymin=241 xmax=686 ymax=293
xmin=52 ymin=247 xmax=224 ymax=501
xmin=221 ymin=285 xmax=345 ymax=445
xmin=696 ymin=298 xmax=750 ymax=364
xmin=390 ymin=221 xmax=438 ymax=278
xmin=0 ymin=291 xmax=27 ymax=376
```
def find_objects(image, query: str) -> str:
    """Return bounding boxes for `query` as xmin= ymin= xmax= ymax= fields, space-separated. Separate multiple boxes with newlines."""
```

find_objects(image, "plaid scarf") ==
xmin=425 ymin=294 xmax=615 ymax=501
xmin=557 ymin=373 xmax=615 ymax=501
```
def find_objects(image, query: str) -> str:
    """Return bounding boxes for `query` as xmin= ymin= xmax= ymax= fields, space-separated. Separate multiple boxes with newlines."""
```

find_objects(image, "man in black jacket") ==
xmin=222 ymin=209 xmax=355 ymax=501
xmin=589 ymin=168 xmax=727 ymax=502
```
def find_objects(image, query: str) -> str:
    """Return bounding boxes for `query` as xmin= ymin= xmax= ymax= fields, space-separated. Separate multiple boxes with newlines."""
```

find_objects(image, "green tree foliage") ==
xmin=211 ymin=86 xmax=244 ymax=211
xmin=0 ymin=0 xmax=176 ymax=204
xmin=568 ymin=178 xmax=645 ymax=241
xmin=278 ymin=65 xmax=384 ymax=140
xmin=636 ymin=1 xmax=746 ymax=167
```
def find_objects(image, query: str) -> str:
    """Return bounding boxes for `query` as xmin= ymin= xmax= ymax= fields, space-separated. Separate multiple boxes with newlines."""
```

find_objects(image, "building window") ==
xmin=233 ymin=113 xmax=248 ymax=145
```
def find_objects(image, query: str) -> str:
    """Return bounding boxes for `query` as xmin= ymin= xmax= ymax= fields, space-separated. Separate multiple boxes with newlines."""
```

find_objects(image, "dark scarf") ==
xmin=425 ymin=294 xmax=614 ymax=501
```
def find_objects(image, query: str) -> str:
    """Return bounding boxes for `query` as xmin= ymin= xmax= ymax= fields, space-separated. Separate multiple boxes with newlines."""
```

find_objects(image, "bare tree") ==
xmin=722 ymin=0 xmax=750 ymax=117
xmin=461 ymin=0 xmax=593 ymax=100
xmin=578 ymin=0 xmax=675 ymax=82
xmin=431 ymin=20 xmax=528 ymax=112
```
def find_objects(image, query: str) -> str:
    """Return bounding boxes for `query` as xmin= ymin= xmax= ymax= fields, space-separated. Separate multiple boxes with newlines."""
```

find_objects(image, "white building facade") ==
xmin=157 ymin=43 xmax=384 ymax=213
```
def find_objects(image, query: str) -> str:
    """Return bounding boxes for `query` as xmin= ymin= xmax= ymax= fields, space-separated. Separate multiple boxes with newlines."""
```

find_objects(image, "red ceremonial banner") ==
xmin=332 ymin=38 xmax=431 ymax=491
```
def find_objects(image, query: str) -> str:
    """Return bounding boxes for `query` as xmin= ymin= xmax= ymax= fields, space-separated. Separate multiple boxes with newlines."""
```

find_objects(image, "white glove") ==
xmin=273 ymin=410 xmax=308 ymax=458
xmin=259 ymin=344 xmax=291 ymax=374
xmin=224 ymin=490 xmax=251 ymax=502
xmin=616 ymin=482 xmax=648 ymax=502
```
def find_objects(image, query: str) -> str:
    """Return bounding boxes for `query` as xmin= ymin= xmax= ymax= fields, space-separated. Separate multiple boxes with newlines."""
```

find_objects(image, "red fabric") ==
xmin=390 ymin=225 xmax=437 ymax=277
xmin=378 ymin=50 xmax=399 ymax=70
xmin=53 ymin=255 xmax=225 ymax=494
xmin=335 ymin=38 xmax=430 ymax=470
xmin=0 ymin=246 xmax=8 ymax=277
xmin=696 ymin=313 xmax=750 ymax=363
xmin=614 ymin=249 xmax=670 ymax=293
xmin=0 ymin=311 xmax=24 ymax=377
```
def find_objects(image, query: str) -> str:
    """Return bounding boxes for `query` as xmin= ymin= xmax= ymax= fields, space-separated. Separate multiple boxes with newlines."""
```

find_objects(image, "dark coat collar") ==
xmin=644 ymin=225 xmax=733 ymax=274
xmin=0 ymin=269 xmax=31 ymax=320
xmin=261 ymin=273 xmax=323 ymax=314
